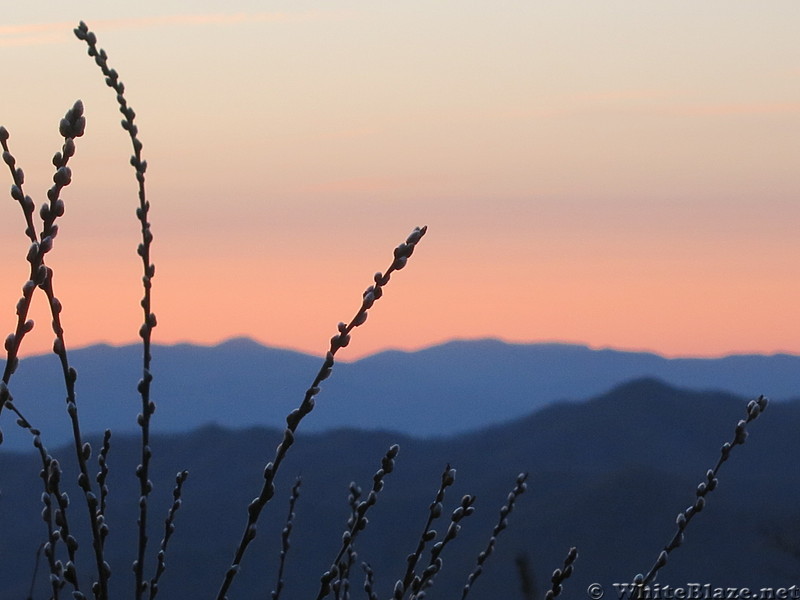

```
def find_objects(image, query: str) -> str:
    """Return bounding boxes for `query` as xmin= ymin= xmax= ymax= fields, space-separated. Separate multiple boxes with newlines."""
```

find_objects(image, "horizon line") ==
xmin=9 ymin=335 xmax=800 ymax=363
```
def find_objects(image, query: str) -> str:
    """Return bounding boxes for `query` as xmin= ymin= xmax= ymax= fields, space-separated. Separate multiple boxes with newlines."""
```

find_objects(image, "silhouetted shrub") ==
xmin=0 ymin=21 xmax=769 ymax=600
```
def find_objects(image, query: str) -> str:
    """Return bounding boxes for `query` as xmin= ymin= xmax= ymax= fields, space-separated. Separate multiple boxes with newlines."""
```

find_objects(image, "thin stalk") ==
xmin=461 ymin=473 xmax=529 ymax=599
xmin=397 ymin=464 xmax=457 ymax=596
xmin=407 ymin=494 xmax=477 ymax=600
xmin=1 ymin=105 xmax=111 ymax=599
xmin=543 ymin=547 xmax=578 ymax=600
xmin=316 ymin=445 xmax=400 ymax=600
xmin=73 ymin=22 xmax=157 ymax=599
xmin=149 ymin=471 xmax=189 ymax=600
xmin=631 ymin=395 xmax=769 ymax=596
xmin=216 ymin=226 xmax=427 ymax=599
xmin=271 ymin=477 xmax=302 ymax=600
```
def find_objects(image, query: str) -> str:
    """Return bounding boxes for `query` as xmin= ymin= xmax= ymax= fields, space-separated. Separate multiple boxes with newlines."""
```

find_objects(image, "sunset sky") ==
xmin=1 ymin=2 xmax=798 ymax=361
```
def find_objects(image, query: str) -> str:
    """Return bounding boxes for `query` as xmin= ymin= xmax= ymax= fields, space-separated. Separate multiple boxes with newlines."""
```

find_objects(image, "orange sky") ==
xmin=1 ymin=3 xmax=799 ymax=360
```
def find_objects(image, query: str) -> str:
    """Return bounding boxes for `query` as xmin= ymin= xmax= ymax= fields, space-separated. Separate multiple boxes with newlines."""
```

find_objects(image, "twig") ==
xmin=2 ymin=104 xmax=113 ymax=599
xmin=360 ymin=562 xmax=380 ymax=600
xmin=215 ymin=226 xmax=426 ymax=600
xmin=407 ymin=493 xmax=477 ymax=600
xmin=149 ymin=470 xmax=189 ymax=599
xmin=395 ymin=464 xmax=457 ymax=598
xmin=96 ymin=430 xmax=112 ymax=516
xmin=35 ymin=437 xmax=66 ymax=599
xmin=26 ymin=542 xmax=45 ymax=600
xmin=73 ymin=22 xmax=158 ymax=600
xmin=317 ymin=445 xmax=400 ymax=600
xmin=33 ymin=432 xmax=82 ymax=598
xmin=271 ymin=477 xmax=303 ymax=600
xmin=630 ymin=395 xmax=769 ymax=596
xmin=461 ymin=472 xmax=528 ymax=599
xmin=0 ymin=391 xmax=64 ymax=597
xmin=0 ymin=126 xmax=42 ymax=392
xmin=544 ymin=547 xmax=578 ymax=600
xmin=332 ymin=483 xmax=362 ymax=600
xmin=0 ymin=102 xmax=83 ymax=390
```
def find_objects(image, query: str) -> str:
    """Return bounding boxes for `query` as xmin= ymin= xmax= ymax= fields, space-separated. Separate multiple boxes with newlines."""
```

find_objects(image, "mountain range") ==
xmin=1 ymin=378 xmax=797 ymax=598
xmin=2 ymin=337 xmax=800 ymax=451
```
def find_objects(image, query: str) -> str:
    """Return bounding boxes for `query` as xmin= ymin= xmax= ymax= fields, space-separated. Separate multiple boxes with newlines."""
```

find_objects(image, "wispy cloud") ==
xmin=661 ymin=102 xmax=800 ymax=117
xmin=500 ymin=91 xmax=800 ymax=121
xmin=316 ymin=127 xmax=383 ymax=142
xmin=0 ymin=22 xmax=70 ymax=47
xmin=300 ymin=175 xmax=398 ymax=195
xmin=0 ymin=11 xmax=344 ymax=47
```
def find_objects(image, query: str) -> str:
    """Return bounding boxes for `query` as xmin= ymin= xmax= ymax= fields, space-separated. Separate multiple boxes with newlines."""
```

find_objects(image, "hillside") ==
xmin=2 ymin=337 xmax=800 ymax=451
xmin=1 ymin=378 xmax=797 ymax=598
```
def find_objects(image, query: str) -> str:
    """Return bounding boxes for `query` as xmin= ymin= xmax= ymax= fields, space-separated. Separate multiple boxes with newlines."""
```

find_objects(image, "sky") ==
xmin=0 ymin=1 xmax=798 ymax=361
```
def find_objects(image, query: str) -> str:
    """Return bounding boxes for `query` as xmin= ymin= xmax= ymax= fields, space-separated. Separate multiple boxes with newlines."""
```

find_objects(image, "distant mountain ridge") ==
xmin=1 ymin=337 xmax=799 ymax=451
xmin=2 ymin=378 xmax=797 ymax=597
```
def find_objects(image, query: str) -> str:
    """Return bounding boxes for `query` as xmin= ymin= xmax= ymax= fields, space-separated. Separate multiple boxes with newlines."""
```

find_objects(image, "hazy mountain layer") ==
xmin=1 ymin=378 xmax=797 ymax=598
xmin=1 ymin=337 xmax=799 ymax=451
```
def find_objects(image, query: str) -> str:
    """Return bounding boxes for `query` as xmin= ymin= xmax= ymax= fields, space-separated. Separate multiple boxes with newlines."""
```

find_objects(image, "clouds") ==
xmin=0 ymin=22 xmax=72 ymax=47
xmin=0 ymin=11 xmax=342 ymax=47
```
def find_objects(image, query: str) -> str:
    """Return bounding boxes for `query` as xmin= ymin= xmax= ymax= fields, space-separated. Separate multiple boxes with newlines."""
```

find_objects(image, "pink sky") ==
xmin=1 ymin=3 xmax=799 ymax=360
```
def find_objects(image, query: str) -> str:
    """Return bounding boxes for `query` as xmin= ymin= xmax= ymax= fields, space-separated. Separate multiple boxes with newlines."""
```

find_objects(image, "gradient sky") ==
xmin=1 ymin=1 xmax=798 ymax=360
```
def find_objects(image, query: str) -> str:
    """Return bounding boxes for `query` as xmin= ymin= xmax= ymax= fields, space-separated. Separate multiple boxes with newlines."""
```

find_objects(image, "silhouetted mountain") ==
xmin=1 ymin=379 xmax=798 ymax=598
xmin=2 ymin=337 xmax=799 ymax=451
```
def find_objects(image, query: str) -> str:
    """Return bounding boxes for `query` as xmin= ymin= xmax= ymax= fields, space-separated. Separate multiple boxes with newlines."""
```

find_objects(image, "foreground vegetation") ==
xmin=0 ymin=21 xmax=770 ymax=600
